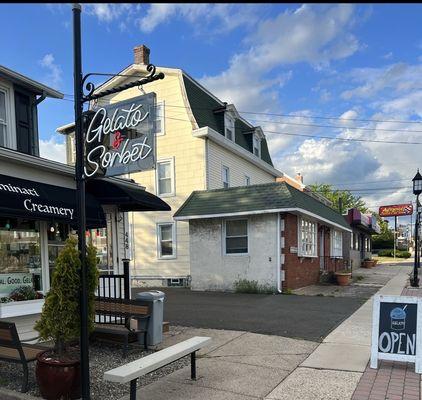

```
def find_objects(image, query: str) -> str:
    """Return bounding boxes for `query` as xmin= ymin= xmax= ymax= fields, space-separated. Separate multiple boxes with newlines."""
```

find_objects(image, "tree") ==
xmin=35 ymin=235 xmax=99 ymax=358
xmin=308 ymin=183 xmax=369 ymax=214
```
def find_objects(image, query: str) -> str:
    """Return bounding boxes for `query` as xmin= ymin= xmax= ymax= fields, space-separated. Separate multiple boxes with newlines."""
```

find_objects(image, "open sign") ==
xmin=371 ymin=295 xmax=422 ymax=373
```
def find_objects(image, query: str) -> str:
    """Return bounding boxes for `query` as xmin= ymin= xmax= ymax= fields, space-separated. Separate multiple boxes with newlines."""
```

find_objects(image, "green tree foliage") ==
xmin=35 ymin=236 xmax=99 ymax=358
xmin=308 ymin=183 xmax=369 ymax=214
xmin=372 ymin=218 xmax=394 ymax=249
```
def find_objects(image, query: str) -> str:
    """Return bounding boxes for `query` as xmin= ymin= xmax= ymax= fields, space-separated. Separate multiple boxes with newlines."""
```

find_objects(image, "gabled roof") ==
xmin=0 ymin=65 xmax=63 ymax=99
xmin=174 ymin=182 xmax=351 ymax=232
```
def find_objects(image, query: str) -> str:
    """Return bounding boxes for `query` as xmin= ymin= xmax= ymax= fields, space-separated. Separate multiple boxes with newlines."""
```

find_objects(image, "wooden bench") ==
xmin=104 ymin=336 xmax=211 ymax=400
xmin=0 ymin=321 xmax=48 ymax=392
xmin=94 ymin=298 xmax=151 ymax=357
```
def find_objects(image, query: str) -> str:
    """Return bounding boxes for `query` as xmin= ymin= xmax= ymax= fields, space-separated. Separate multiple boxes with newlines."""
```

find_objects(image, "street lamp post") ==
xmin=411 ymin=170 xmax=422 ymax=287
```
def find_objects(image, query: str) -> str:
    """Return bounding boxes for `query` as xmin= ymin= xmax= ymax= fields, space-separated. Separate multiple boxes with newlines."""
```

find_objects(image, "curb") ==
xmin=0 ymin=388 xmax=40 ymax=400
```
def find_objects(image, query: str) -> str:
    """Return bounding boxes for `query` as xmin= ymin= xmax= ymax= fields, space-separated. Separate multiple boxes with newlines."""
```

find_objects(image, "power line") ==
xmin=62 ymin=94 xmax=422 ymax=126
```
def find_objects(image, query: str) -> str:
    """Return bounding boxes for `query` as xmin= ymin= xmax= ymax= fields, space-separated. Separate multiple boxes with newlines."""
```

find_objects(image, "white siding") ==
xmin=207 ymin=140 xmax=275 ymax=189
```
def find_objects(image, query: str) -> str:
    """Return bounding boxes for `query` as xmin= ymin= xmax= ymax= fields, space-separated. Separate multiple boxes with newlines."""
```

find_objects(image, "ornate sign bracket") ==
xmin=81 ymin=64 xmax=165 ymax=103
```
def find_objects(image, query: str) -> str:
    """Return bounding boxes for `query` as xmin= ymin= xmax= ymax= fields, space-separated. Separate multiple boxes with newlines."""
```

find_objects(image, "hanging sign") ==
xmin=84 ymin=93 xmax=156 ymax=178
xmin=370 ymin=295 xmax=422 ymax=373
xmin=379 ymin=204 xmax=413 ymax=217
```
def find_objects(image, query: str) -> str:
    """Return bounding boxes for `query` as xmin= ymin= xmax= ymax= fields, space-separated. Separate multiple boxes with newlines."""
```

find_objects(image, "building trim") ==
xmin=193 ymin=126 xmax=282 ymax=177
xmin=174 ymin=207 xmax=352 ymax=233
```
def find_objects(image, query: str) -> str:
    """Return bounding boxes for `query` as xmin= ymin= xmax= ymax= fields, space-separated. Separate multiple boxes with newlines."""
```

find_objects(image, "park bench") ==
xmin=0 ymin=321 xmax=48 ymax=392
xmin=94 ymin=298 xmax=150 ymax=357
xmin=104 ymin=336 xmax=211 ymax=400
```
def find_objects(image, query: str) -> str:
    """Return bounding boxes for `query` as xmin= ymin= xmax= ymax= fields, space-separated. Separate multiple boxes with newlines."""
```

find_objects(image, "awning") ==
xmin=0 ymin=174 xmax=105 ymax=228
xmin=86 ymin=178 xmax=171 ymax=212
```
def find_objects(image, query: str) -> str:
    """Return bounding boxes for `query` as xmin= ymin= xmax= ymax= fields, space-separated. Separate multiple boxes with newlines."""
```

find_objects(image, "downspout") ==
xmin=276 ymin=213 xmax=282 ymax=293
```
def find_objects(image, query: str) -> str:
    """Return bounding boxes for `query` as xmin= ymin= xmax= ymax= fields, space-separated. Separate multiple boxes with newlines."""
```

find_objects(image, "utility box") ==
xmin=135 ymin=290 xmax=165 ymax=346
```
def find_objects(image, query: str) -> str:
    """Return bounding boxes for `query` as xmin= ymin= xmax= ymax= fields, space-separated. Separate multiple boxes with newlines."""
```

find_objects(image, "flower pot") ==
xmin=36 ymin=350 xmax=81 ymax=400
xmin=362 ymin=260 xmax=375 ymax=268
xmin=335 ymin=273 xmax=351 ymax=286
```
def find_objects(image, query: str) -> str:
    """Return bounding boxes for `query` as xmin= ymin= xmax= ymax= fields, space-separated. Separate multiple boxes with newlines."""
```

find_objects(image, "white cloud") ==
xmin=39 ymin=54 xmax=62 ymax=88
xmin=39 ymin=137 xmax=67 ymax=163
xmin=200 ymin=4 xmax=360 ymax=115
xmin=137 ymin=4 xmax=258 ymax=34
xmin=84 ymin=4 xmax=133 ymax=22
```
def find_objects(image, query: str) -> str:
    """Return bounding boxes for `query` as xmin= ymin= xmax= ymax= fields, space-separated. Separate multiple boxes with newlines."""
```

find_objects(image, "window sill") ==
xmin=158 ymin=193 xmax=175 ymax=198
xmin=0 ymin=299 xmax=44 ymax=318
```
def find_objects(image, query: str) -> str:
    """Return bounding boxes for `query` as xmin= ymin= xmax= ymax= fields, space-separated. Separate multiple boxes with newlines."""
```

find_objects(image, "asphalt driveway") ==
xmin=132 ymin=288 xmax=366 ymax=342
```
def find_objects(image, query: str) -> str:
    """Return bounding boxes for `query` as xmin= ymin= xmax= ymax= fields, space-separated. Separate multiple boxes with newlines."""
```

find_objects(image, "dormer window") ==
xmin=253 ymin=133 xmax=261 ymax=157
xmin=224 ymin=113 xmax=235 ymax=142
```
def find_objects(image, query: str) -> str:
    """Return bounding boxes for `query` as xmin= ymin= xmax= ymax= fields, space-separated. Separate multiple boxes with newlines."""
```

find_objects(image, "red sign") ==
xmin=379 ymin=204 xmax=413 ymax=217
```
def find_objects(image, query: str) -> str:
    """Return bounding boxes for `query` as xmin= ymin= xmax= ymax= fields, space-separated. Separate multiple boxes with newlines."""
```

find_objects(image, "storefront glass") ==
xmin=87 ymin=227 xmax=112 ymax=274
xmin=0 ymin=219 xmax=42 ymax=300
xmin=47 ymin=222 xmax=70 ymax=285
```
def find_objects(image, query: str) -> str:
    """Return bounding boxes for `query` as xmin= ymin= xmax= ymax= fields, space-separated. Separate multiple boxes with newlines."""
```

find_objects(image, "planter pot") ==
xmin=36 ymin=350 xmax=81 ymax=400
xmin=362 ymin=260 xmax=375 ymax=269
xmin=0 ymin=299 xmax=44 ymax=318
xmin=335 ymin=273 xmax=351 ymax=286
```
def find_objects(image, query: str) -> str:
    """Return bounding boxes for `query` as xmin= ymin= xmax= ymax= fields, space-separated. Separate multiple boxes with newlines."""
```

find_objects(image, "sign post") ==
xmin=71 ymin=5 xmax=164 ymax=398
xmin=371 ymin=295 xmax=422 ymax=373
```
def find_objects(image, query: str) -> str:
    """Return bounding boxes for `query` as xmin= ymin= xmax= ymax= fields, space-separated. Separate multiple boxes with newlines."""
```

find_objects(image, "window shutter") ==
xmin=15 ymin=90 xmax=36 ymax=155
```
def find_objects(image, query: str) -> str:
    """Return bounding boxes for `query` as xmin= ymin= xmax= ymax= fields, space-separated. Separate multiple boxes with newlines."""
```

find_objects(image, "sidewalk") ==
xmin=120 ymin=264 xmax=420 ymax=400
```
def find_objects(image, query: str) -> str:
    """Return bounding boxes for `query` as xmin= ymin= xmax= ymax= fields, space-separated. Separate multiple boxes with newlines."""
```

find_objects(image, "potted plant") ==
xmin=335 ymin=269 xmax=352 ymax=286
xmin=34 ymin=236 xmax=98 ymax=400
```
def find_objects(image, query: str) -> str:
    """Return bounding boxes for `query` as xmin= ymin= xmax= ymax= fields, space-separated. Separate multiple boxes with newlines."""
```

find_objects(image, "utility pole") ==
xmin=72 ymin=4 xmax=90 ymax=399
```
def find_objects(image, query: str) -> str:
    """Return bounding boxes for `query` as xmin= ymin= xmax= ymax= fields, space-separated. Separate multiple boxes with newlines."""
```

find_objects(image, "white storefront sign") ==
xmin=0 ymin=273 xmax=33 ymax=296
xmin=371 ymin=294 xmax=422 ymax=373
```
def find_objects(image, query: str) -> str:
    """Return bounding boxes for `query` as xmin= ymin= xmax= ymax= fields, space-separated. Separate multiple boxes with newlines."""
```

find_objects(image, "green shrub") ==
xmin=378 ymin=249 xmax=393 ymax=257
xmin=376 ymin=249 xmax=411 ymax=259
xmin=233 ymin=279 xmax=276 ymax=294
xmin=9 ymin=286 xmax=43 ymax=301
xmin=35 ymin=236 xmax=99 ymax=358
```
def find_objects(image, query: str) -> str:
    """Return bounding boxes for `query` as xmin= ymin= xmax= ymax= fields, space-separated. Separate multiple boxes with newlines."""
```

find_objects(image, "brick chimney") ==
xmin=295 ymin=173 xmax=304 ymax=184
xmin=134 ymin=45 xmax=150 ymax=65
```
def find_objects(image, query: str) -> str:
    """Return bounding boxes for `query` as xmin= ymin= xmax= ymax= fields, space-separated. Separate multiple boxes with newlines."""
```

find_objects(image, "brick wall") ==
xmin=281 ymin=213 xmax=321 ymax=290
xmin=281 ymin=213 xmax=346 ymax=290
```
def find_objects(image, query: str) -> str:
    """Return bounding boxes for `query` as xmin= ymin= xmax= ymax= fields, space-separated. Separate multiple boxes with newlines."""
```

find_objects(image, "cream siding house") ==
xmin=58 ymin=45 xmax=282 ymax=287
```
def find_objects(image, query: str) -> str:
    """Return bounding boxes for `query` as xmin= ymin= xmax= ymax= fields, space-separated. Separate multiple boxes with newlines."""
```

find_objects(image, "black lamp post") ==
xmin=411 ymin=170 xmax=422 ymax=287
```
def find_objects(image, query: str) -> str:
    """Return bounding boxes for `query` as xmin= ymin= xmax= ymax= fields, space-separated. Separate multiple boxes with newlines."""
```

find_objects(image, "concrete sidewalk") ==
xmin=121 ymin=264 xmax=418 ymax=400
xmin=121 ymin=327 xmax=318 ymax=399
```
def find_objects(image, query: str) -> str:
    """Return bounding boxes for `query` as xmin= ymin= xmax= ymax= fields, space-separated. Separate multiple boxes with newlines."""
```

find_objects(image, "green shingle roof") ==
xmin=174 ymin=182 xmax=351 ymax=231
xmin=182 ymin=74 xmax=274 ymax=167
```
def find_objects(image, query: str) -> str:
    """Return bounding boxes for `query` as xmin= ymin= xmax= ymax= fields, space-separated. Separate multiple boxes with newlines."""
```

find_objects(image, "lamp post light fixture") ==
xmin=411 ymin=170 xmax=422 ymax=287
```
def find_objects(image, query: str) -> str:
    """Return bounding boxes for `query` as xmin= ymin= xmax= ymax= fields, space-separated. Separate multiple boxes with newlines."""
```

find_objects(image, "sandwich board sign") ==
xmin=370 ymin=294 xmax=422 ymax=373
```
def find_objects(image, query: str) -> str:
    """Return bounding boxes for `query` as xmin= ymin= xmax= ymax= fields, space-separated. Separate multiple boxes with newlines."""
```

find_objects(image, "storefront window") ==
xmin=47 ymin=222 xmax=70 ymax=285
xmin=87 ymin=227 xmax=112 ymax=274
xmin=0 ymin=219 xmax=42 ymax=300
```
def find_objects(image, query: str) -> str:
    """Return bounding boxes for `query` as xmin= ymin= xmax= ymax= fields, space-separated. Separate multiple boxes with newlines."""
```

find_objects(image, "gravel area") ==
xmin=0 ymin=332 xmax=190 ymax=400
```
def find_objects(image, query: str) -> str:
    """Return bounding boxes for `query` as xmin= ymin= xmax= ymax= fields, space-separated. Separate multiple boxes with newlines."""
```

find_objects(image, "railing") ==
xmin=96 ymin=259 xmax=131 ymax=325
xmin=320 ymin=256 xmax=348 ymax=273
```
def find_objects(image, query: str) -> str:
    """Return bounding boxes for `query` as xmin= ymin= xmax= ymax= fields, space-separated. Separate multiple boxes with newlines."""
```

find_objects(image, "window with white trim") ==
xmin=245 ymin=175 xmax=251 ymax=186
xmin=253 ymin=133 xmax=261 ymax=157
xmin=298 ymin=218 xmax=317 ymax=257
xmin=156 ymin=101 xmax=165 ymax=136
xmin=222 ymin=166 xmax=230 ymax=189
xmin=224 ymin=113 xmax=235 ymax=141
xmin=0 ymin=89 xmax=8 ymax=148
xmin=331 ymin=229 xmax=343 ymax=258
xmin=224 ymin=219 xmax=248 ymax=254
xmin=157 ymin=223 xmax=176 ymax=259
xmin=156 ymin=158 xmax=175 ymax=196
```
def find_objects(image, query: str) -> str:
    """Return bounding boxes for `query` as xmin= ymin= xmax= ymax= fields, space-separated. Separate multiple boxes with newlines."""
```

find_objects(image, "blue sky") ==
xmin=1 ymin=3 xmax=422 ymax=224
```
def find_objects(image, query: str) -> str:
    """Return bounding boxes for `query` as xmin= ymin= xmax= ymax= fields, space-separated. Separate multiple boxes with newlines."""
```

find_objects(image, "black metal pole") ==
xmin=73 ymin=4 xmax=90 ymax=398
xmin=412 ymin=195 xmax=419 ymax=287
